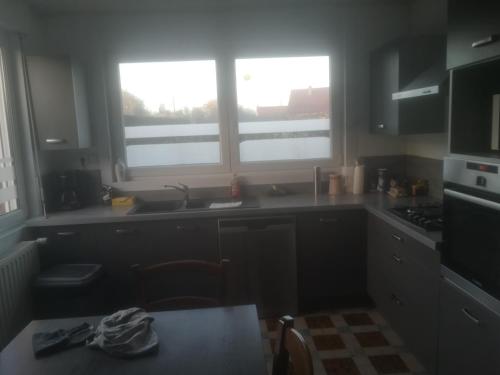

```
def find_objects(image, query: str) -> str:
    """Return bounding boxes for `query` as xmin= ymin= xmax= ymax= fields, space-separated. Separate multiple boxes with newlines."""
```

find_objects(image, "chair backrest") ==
xmin=272 ymin=315 xmax=314 ymax=375
xmin=131 ymin=259 xmax=229 ymax=311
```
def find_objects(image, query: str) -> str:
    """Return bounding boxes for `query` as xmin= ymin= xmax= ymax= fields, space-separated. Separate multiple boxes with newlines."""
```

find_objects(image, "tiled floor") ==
xmin=260 ymin=309 xmax=428 ymax=375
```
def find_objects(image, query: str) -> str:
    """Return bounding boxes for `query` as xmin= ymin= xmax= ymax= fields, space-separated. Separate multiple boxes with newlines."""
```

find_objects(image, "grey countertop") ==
xmin=27 ymin=192 xmax=442 ymax=250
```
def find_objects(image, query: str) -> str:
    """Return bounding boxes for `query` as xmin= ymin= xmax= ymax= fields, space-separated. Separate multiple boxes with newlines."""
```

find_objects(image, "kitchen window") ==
xmin=0 ymin=48 xmax=19 ymax=217
xmin=118 ymin=60 xmax=222 ymax=169
xmin=234 ymin=56 xmax=331 ymax=163
xmin=115 ymin=55 xmax=334 ymax=179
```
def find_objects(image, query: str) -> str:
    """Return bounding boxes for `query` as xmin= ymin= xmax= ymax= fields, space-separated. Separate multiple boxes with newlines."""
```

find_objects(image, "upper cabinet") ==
xmin=370 ymin=36 xmax=447 ymax=135
xmin=447 ymin=0 xmax=500 ymax=70
xmin=27 ymin=56 xmax=90 ymax=150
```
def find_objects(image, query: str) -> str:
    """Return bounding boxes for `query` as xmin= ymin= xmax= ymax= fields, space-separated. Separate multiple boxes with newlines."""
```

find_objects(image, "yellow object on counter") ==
xmin=112 ymin=196 xmax=136 ymax=207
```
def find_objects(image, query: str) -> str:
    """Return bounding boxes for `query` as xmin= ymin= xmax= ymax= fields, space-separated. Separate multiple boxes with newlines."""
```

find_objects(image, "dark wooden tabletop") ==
xmin=0 ymin=305 xmax=267 ymax=375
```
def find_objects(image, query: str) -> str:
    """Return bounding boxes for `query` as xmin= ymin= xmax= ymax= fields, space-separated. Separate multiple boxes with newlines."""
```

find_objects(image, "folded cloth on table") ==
xmin=32 ymin=322 xmax=94 ymax=357
xmin=86 ymin=307 xmax=158 ymax=358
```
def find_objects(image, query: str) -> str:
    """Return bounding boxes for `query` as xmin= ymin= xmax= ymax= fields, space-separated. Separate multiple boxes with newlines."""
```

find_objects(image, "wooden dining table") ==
xmin=0 ymin=305 xmax=267 ymax=375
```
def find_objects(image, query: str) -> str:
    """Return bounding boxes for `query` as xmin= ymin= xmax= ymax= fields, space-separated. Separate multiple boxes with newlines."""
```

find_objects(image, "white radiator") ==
xmin=0 ymin=241 xmax=39 ymax=349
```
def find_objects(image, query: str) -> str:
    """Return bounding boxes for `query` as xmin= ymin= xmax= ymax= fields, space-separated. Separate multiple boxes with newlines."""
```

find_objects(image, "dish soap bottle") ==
xmin=231 ymin=174 xmax=241 ymax=199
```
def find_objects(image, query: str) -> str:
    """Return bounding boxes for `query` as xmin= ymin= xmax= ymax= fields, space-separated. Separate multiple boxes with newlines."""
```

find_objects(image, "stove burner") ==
xmin=388 ymin=203 xmax=443 ymax=231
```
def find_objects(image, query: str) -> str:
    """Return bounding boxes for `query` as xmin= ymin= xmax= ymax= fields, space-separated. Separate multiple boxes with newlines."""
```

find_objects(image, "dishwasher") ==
xmin=218 ymin=216 xmax=297 ymax=318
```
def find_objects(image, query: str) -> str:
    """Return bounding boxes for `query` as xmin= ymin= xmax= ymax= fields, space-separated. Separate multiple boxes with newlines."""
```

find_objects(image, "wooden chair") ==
xmin=131 ymin=259 xmax=229 ymax=311
xmin=272 ymin=315 xmax=314 ymax=375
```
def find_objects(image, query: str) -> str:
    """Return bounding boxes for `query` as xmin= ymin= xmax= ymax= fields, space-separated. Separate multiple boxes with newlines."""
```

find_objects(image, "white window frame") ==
xmin=0 ymin=31 xmax=27 ymax=233
xmin=109 ymin=51 xmax=342 ymax=183
xmin=109 ymin=55 xmax=232 ymax=179
xmin=226 ymin=54 xmax=340 ymax=173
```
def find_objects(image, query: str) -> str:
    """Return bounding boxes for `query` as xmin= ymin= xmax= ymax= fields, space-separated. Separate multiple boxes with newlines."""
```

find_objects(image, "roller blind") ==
xmin=0 ymin=48 xmax=18 ymax=216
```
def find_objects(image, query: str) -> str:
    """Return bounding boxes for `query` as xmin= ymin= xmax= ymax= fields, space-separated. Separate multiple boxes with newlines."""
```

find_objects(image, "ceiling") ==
xmin=25 ymin=0 xmax=411 ymax=15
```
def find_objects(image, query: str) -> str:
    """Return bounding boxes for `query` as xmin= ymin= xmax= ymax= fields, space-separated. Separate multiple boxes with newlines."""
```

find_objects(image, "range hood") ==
xmin=392 ymin=60 xmax=448 ymax=100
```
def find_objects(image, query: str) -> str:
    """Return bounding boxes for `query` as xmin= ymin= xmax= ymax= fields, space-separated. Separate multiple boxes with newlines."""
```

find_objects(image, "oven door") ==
xmin=443 ymin=184 xmax=500 ymax=300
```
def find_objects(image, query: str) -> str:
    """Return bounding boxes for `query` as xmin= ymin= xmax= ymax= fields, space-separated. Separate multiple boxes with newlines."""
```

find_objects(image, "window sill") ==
xmin=110 ymin=167 xmax=340 ymax=192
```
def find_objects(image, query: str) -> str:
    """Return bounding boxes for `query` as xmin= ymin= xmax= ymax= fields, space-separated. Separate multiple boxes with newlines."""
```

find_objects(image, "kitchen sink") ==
xmin=127 ymin=200 xmax=185 ymax=214
xmin=127 ymin=198 xmax=258 ymax=215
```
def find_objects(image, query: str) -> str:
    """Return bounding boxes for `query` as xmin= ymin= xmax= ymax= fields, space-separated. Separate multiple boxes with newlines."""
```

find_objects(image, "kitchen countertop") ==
xmin=27 ymin=193 xmax=442 ymax=250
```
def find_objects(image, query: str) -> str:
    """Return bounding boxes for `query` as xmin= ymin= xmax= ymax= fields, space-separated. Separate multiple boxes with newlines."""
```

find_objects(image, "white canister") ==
xmin=341 ymin=165 xmax=354 ymax=193
xmin=352 ymin=162 xmax=365 ymax=195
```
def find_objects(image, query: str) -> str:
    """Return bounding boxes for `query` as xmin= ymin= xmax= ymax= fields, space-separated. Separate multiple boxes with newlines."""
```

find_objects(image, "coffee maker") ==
xmin=59 ymin=172 xmax=81 ymax=210
xmin=42 ymin=170 xmax=102 ymax=212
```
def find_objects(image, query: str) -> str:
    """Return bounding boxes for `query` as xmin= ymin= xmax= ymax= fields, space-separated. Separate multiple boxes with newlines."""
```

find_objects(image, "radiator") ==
xmin=0 ymin=241 xmax=39 ymax=349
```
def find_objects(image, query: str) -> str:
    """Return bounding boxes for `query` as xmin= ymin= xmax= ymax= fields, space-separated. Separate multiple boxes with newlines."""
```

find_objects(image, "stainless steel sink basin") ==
xmin=127 ymin=198 xmax=215 ymax=215
xmin=127 ymin=197 xmax=259 ymax=215
xmin=127 ymin=200 xmax=185 ymax=214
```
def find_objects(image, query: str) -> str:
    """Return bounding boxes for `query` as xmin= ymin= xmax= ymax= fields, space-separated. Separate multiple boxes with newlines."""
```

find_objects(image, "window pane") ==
xmin=0 ymin=49 xmax=19 ymax=216
xmin=119 ymin=60 xmax=221 ymax=168
xmin=235 ymin=56 xmax=331 ymax=163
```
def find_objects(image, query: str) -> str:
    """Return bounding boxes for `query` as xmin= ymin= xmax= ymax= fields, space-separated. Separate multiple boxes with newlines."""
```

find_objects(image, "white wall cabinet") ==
xmin=27 ymin=55 xmax=90 ymax=150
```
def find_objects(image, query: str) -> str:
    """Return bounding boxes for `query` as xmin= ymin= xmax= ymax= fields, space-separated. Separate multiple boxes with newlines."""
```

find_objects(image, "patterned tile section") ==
xmin=260 ymin=309 xmax=428 ymax=375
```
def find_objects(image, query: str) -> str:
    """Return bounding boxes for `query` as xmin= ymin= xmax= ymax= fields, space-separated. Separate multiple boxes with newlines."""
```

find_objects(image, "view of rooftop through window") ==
xmin=119 ymin=60 xmax=221 ymax=168
xmin=235 ymin=56 xmax=331 ymax=163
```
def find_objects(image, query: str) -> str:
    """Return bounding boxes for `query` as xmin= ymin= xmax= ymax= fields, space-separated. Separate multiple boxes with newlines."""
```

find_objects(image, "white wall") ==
xmin=38 ymin=2 xmax=411 ymax=183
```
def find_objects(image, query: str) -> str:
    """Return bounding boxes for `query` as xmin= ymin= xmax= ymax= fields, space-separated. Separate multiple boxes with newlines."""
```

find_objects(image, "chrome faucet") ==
xmin=164 ymin=183 xmax=190 ymax=206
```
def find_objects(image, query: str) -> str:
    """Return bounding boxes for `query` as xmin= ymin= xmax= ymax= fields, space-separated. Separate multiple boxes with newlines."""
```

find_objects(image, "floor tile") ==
xmin=265 ymin=318 xmax=279 ymax=332
xmin=343 ymin=313 xmax=375 ymax=326
xmin=322 ymin=357 xmax=362 ymax=375
xmin=354 ymin=331 xmax=389 ymax=348
xmin=312 ymin=334 xmax=346 ymax=351
xmin=305 ymin=315 xmax=335 ymax=329
xmin=260 ymin=309 xmax=428 ymax=375
xmin=369 ymin=354 xmax=410 ymax=374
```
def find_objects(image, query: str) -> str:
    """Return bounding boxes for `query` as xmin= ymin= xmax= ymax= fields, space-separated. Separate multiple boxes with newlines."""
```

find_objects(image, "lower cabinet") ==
xmin=367 ymin=213 xmax=440 ymax=374
xmin=438 ymin=276 xmax=500 ymax=375
xmin=297 ymin=210 xmax=366 ymax=311
xmin=34 ymin=218 xmax=219 ymax=315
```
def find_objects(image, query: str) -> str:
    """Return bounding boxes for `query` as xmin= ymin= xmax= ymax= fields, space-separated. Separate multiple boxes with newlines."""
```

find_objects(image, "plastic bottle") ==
xmin=230 ymin=174 xmax=241 ymax=199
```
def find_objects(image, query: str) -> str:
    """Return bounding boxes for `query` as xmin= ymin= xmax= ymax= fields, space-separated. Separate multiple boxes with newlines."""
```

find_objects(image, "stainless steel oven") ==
xmin=443 ymin=157 xmax=500 ymax=300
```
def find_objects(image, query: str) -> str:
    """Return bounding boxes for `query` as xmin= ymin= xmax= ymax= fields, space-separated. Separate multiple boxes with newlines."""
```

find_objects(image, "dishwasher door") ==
xmin=219 ymin=216 xmax=297 ymax=318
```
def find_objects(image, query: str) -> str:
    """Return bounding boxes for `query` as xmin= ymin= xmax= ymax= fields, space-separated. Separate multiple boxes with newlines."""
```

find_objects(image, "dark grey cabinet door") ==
xmin=447 ymin=0 xmax=500 ymax=69
xmin=105 ymin=219 xmax=220 ymax=309
xmin=438 ymin=277 xmax=500 ymax=375
xmin=35 ymin=225 xmax=103 ymax=269
xmin=370 ymin=46 xmax=399 ymax=135
xmin=219 ymin=217 xmax=297 ymax=318
xmin=366 ymin=214 xmax=439 ymax=374
xmin=297 ymin=210 xmax=365 ymax=310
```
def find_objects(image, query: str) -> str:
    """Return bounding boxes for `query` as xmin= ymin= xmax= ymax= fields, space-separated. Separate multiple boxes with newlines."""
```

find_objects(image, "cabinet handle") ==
xmin=462 ymin=308 xmax=480 ymax=325
xmin=391 ymin=233 xmax=404 ymax=242
xmin=176 ymin=224 xmax=198 ymax=232
xmin=377 ymin=124 xmax=385 ymax=129
xmin=391 ymin=293 xmax=403 ymax=306
xmin=392 ymin=254 xmax=402 ymax=264
xmin=472 ymin=35 xmax=498 ymax=48
xmin=45 ymin=138 xmax=67 ymax=144
xmin=319 ymin=218 xmax=339 ymax=224
xmin=114 ymin=228 xmax=137 ymax=235
xmin=56 ymin=231 xmax=77 ymax=237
